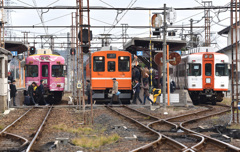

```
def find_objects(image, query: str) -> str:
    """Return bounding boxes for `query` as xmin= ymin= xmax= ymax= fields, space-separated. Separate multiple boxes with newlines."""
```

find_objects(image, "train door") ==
xmin=40 ymin=62 xmax=50 ymax=87
xmin=203 ymin=59 xmax=214 ymax=89
xmin=106 ymin=53 xmax=116 ymax=89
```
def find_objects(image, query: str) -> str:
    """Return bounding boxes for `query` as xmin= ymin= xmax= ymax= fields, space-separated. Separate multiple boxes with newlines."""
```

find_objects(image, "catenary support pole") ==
xmin=162 ymin=4 xmax=167 ymax=109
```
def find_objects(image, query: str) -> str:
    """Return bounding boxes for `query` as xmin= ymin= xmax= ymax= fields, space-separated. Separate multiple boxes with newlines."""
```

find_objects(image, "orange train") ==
xmin=86 ymin=50 xmax=132 ymax=102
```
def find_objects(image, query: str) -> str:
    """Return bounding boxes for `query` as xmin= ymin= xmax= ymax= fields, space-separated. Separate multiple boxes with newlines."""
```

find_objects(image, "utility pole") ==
xmin=0 ymin=0 xmax=5 ymax=48
xmin=190 ymin=18 xmax=193 ymax=49
xmin=86 ymin=0 xmax=93 ymax=125
xmin=230 ymin=0 xmax=239 ymax=124
xmin=162 ymin=3 xmax=167 ymax=109
xmin=22 ymin=31 xmax=30 ymax=44
xmin=203 ymin=1 xmax=212 ymax=47
xmin=75 ymin=1 xmax=79 ymax=107
xmin=71 ymin=12 xmax=76 ymax=100
xmin=67 ymin=32 xmax=71 ymax=92
xmin=79 ymin=0 xmax=86 ymax=113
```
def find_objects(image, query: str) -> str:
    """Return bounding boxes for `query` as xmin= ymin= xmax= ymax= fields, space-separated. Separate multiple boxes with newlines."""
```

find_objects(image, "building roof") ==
xmin=124 ymin=37 xmax=186 ymax=53
xmin=216 ymin=42 xmax=239 ymax=53
xmin=5 ymin=40 xmax=28 ymax=54
xmin=0 ymin=47 xmax=12 ymax=56
xmin=218 ymin=21 xmax=239 ymax=35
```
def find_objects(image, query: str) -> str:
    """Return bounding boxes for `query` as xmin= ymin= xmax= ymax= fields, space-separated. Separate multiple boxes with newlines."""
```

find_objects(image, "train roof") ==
xmin=29 ymin=54 xmax=61 ymax=57
xmin=189 ymin=52 xmax=225 ymax=56
xmin=92 ymin=50 xmax=131 ymax=55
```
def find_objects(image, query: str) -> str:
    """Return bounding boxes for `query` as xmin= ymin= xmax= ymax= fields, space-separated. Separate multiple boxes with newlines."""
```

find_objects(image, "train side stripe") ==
xmin=92 ymin=78 xmax=131 ymax=80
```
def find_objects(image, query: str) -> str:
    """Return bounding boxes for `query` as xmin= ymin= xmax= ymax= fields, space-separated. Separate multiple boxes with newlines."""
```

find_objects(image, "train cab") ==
xmin=25 ymin=53 xmax=65 ymax=102
xmin=86 ymin=50 xmax=132 ymax=102
xmin=187 ymin=52 xmax=229 ymax=105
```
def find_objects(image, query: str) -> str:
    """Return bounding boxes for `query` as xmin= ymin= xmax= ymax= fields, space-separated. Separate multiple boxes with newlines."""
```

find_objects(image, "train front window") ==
xmin=188 ymin=64 xmax=201 ymax=76
xmin=42 ymin=65 xmax=49 ymax=77
xmin=216 ymin=64 xmax=228 ymax=76
xmin=118 ymin=56 xmax=130 ymax=71
xmin=52 ymin=65 xmax=64 ymax=77
xmin=25 ymin=65 xmax=38 ymax=77
xmin=205 ymin=63 xmax=212 ymax=76
xmin=93 ymin=56 xmax=105 ymax=72
xmin=108 ymin=61 xmax=115 ymax=72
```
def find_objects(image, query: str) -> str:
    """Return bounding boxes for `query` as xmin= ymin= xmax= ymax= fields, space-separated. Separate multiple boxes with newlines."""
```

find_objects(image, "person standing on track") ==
xmin=10 ymin=80 xmax=17 ymax=106
xmin=110 ymin=78 xmax=122 ymax=105
xmin=132 ymin=79 xmax=143 ymax=104
xmin=38 ymin=80 xmax=48 ymax=105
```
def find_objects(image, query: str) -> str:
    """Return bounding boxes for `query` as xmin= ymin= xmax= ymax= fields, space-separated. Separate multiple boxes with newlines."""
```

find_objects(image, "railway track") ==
xmin=107 ymin=105 xmax=189 ymax=152
xmin=0 ymin=106 xmax=53 ymax=152
xmin=147 ymin=104 xmax=240 ymax=152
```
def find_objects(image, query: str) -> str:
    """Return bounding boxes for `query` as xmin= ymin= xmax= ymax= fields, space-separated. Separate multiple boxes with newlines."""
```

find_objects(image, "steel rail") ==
xmin=1 ymin=132 xmax=29 ymax=151
xmin=0 ymin=108 xmax=32 ymax=151
xmin=0 ymin=107 xmax=33 ymax=135
xmin=148 ymin=119 xmax=205 ymax=152
xmin=0 ymin=6 xmax=230 ymax=10
xmin=180 ymin=107 xmax=240 ymax=151
xmin=165 ymin=105 xmax=213 ymax=121
xmin=126 ymin=105 xmax=207 ymax=151
xmin=123 ymin=105 xmax=159 ymax=120
xmin=26 ymin=106 xmax=53 ymax=152
xmin=107 ymin=106 xmax=188 ymax=151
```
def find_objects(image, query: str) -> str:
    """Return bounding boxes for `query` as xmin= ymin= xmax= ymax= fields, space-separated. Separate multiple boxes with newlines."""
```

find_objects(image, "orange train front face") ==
xmin=86 ymin=50 xmax=132 ymax=100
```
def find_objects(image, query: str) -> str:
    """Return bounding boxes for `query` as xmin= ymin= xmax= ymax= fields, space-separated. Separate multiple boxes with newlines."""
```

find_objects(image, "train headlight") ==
xmin=45 ymin=56 xmax=49 ymax=60
xmin=204 ymin=55 xmax=208 ymax=58
xmin=209 ymin=55 xmax=213 ymax=58
xmin=120 ymin=57 xmax=124 ymax=60
xmin=99 ymin=57 xmax=103 ymax=60
xmin=206 ymin=78 xmax=211 ymax=83
xmin=40 ymin=56 xmax=44 ymax=60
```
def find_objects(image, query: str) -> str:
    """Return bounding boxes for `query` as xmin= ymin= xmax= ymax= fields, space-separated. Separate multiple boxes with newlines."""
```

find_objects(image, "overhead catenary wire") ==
xmin=98 ymin=0 xmax=114 ymax=8
xmin=106 ymin=0 xmax=138 ymax=34
xmin=16 ymin=0 xmax=33 ymax=7
xmin=32 ymin=0 xmax=48 ymax=35
xmin=47 ymin=0 xmax=60 ymax=7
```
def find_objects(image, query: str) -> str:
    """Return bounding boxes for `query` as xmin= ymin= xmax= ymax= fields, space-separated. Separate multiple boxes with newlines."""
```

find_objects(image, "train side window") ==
xmin=25 ymin=65 xmax=38 ymax=77
xmin=108 ymin=61 xmax=115 ymax=72
xmin=215 ymin=64 xmax=228 ymax=76
xmin=93 ymin=56 xmax=105 ymax=72
xmin=118 ymin=56 xmax=130 ymax=71
xmin=205 ymin=63 xmax=212 ymax=76
xmin=188 ymin=64 xmax=201 ymax=76
xmin=42 ymin=65 xmax=48 ymax=77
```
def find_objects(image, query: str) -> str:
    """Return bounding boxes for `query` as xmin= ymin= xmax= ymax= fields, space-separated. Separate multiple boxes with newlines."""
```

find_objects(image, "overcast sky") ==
xmin=6 ymin=0 xmax=230 ymax=50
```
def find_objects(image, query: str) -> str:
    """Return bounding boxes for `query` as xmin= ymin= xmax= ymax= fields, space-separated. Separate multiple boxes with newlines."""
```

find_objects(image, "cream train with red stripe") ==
xmin=172 ymin=52 xmax=229 ymax=105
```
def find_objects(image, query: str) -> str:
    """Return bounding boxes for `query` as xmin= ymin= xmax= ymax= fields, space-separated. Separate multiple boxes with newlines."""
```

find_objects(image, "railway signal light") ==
xmin=70 ymin=48 xmax=76 ymax=55
xmin=78 ymin=29 xmax=92 ymax=43
xmin=29 ymin=46 xmax=36 ymax=55
xmin=82 ymin=45 xmax=90 ymax=54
